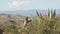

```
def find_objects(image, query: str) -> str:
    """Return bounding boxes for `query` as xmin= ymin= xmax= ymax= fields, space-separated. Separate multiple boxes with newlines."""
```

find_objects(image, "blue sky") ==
xmin=0 ymin=0 xmax=60 ymax=11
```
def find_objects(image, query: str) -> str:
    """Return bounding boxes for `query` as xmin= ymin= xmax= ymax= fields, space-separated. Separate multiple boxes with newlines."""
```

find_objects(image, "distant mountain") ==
xmin=0 ymin=10 xmax=36 ymax=16
xmin=0 ymin=9 xmax=60 ymax=16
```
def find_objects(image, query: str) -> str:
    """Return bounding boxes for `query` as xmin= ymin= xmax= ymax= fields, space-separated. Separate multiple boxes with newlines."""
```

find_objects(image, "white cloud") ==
xmin=8 ymin=1 xmax=31 ymax=8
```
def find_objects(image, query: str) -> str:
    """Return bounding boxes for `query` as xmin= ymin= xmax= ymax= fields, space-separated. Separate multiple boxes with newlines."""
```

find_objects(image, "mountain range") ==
xmin=0 ymin=9 xmax=60 ymax=16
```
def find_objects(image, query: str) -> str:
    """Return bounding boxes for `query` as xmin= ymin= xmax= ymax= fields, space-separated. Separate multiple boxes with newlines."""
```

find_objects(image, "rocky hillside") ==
xmin=0 ymin=14 xmax=26 ymax=26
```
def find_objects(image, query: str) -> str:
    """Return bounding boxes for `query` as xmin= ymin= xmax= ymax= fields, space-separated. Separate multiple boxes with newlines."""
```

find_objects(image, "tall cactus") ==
xmin=36 ymin=10 xmax=42 ymax=18
xmin=51 ymin=9 xmax=56 ymax=18
xmin=53 ymin=9 xmax=56 ymax=16
xmin=48 ymin=9 xmax=55 ymax=19
xmin=48 ymin=9 xmax=52 ymax=19
xmin=51 ymin=10 xmax=53 ymax=18
xmin=48 ymin=9 xmax=50 ymax=18
xmin=36 ymin=10 xmax=39 ymax=16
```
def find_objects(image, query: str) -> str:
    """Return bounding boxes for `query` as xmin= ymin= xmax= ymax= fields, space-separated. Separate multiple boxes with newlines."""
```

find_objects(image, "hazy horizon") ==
xmin=0 ymin=0 xmax=60 ymax=16
xmin=0 ymin=9 xmax=60 ymax=16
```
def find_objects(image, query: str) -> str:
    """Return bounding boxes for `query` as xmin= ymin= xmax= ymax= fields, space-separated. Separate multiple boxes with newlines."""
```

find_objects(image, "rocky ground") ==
xmin=0 ymin=14 xmax=26 ymax=26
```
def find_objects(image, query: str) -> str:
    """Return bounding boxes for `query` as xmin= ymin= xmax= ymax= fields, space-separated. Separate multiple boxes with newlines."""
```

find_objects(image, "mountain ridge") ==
xmin=0 ymin=9 xmax=60 ymax=16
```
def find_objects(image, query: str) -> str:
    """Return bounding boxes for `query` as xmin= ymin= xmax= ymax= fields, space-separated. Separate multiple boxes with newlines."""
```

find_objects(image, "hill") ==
xmin=0 ymin=14 xmax=26 ymax=26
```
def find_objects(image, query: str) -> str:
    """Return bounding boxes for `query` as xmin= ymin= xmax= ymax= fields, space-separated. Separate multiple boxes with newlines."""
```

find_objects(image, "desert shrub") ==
xmin=24 ymin=10 xmax=60 ymax=34
xmin=0 ymin=9 xmax=60 ymax=34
